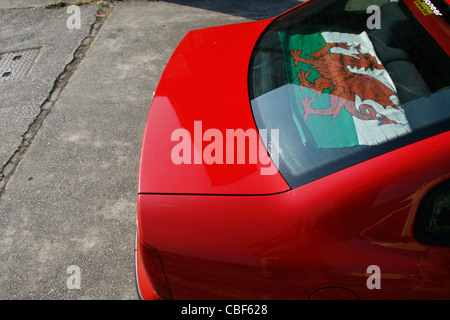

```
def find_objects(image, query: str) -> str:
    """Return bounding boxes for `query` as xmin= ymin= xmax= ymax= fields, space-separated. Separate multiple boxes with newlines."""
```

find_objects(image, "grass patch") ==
xmin=45 ymin=1 xmax=67 ymax=8
xmin=45 ymin=1 xmax=93 ymax=9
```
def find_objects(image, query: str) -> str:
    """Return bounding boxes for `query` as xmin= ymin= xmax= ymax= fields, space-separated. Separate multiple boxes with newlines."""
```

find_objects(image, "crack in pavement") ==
xmin=0 ymin=1 xmax=116 ymax=198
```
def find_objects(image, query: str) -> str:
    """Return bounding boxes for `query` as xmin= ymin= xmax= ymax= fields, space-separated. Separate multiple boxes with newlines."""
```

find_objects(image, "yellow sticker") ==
xmin=415 ymin=0 xmax=433 ymax=15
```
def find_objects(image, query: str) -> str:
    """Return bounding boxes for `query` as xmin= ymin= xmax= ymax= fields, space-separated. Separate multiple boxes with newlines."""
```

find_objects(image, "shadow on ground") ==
xmin=161 ymin=0 xmax=304 ymax=20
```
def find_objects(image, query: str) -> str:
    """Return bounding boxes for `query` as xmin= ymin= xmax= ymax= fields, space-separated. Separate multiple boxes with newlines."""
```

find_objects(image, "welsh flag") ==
xmin=278 ymin=31 xmax=411 ymax=149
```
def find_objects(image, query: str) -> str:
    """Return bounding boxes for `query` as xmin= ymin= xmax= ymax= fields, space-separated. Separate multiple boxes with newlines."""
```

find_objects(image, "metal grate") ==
xmin=0 ymin=47 xmax=41 ymax=82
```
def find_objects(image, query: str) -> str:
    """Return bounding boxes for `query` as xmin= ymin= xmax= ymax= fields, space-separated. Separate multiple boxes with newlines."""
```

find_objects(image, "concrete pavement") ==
xmin=0 ymin=0 xmax=302 ymax=299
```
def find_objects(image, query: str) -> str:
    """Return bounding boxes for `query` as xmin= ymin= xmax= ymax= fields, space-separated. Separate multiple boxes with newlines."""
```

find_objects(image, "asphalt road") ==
xmin=0 ymin=0 xmax=303 ymax=299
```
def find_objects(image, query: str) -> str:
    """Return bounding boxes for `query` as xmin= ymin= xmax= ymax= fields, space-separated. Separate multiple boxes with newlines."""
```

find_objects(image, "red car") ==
xmin=135 ymin=0 xmax=450 ymax=300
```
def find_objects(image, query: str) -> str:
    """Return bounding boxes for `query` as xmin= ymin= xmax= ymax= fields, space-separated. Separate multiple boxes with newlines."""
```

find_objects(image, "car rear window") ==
xmin=249 ymin=0 xmax=450 ymax=188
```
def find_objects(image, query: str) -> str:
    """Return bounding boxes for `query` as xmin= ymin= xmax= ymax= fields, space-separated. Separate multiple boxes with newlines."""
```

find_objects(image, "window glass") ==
xmin=249 ymin=0 xmax=450 ymax=188
xmin=345 ymin=0 xmax=390 ymax=11
xmin=415 ymin=181 xmax=450 ymax=247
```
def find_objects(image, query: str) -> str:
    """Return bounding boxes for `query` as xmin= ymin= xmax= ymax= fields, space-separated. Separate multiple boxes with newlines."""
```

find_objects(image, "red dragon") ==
xmin=290 ymin=42 xmax=399 ymax=125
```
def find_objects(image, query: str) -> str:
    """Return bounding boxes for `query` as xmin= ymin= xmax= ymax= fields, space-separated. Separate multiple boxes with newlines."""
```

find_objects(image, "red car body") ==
xmin=136 ymin=0 xmax=450 ymax=300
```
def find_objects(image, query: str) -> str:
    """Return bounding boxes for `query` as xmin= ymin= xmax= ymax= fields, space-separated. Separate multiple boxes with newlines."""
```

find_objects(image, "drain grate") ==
xmin=0 ymin=47 xmax=41 ymax=82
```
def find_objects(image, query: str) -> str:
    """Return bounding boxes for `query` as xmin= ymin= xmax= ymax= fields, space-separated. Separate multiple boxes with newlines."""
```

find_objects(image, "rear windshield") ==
xmin=249 ymin=0 xmax=450 ymax=188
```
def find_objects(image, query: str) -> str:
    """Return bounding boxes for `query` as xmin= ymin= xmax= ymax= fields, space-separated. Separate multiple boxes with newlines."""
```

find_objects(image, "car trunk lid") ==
xmin=138 ymin=20 xmax=290 ymax=195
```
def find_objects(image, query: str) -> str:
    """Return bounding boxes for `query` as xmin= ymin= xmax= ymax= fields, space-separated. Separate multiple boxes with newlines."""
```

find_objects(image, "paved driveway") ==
xmin=0 ymin=0 xmax=302 ymax=299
